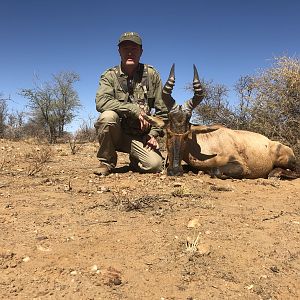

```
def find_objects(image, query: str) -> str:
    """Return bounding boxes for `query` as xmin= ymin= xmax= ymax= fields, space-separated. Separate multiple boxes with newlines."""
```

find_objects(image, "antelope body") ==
xmin=184 ymin=124 xmax=297 ymax=179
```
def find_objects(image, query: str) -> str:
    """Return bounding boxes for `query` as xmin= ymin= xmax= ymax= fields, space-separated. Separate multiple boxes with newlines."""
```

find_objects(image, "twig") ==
xmin=262 ymin=211 xmax=284 ymax=221
xmin=80 ymin=220 xmax=118 ymax=226
xmin=0 ymin=183 xmax=9 ymax=188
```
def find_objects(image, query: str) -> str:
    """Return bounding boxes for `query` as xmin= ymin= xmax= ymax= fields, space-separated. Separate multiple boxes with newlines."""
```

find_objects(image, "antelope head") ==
xmin=144 ymin=64 xmax=205 ymax=176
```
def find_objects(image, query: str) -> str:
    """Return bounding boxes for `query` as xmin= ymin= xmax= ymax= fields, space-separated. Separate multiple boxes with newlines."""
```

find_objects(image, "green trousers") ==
xmin=94 ymin=111 xmax=163 ymax=173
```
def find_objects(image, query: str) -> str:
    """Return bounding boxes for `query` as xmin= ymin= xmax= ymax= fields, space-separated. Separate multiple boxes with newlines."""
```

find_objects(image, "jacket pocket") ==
xmin=115 ymin=89 xmax=127 ymax=101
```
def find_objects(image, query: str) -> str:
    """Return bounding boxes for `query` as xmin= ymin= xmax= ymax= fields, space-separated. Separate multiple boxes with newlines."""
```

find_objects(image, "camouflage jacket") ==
xmin=95 ymin=63 xmax=168 ymax=137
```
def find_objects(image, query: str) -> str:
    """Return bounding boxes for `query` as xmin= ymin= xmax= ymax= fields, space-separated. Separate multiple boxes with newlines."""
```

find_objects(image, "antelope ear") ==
xmin=143 ymin=114 xmax=167 ymax=128
xmin=191 ymin=124 xmax=223 ymax=134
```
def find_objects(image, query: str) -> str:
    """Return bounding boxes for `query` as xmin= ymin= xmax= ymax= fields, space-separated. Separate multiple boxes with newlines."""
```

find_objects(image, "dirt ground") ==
xmin=0 ymin=139 xmax=299 ymax=300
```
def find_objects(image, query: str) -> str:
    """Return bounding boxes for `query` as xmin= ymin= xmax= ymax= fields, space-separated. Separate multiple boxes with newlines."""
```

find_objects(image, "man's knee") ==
xmin=94 ymin=111 xmax=120 ymax=131
xmin=95 ymin=111 xmax=119 ymax=125
xmin=144 ymin=152 xmax=163 ymax=173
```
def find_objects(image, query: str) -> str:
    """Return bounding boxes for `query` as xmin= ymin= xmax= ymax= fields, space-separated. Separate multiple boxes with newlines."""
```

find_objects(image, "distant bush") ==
xmin=234 ymin=56 xmax=300 ymax=156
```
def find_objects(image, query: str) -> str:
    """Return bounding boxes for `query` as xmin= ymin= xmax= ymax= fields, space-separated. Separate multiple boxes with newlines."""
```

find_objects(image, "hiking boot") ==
xmin=94 ymin=163 xmax=112 ymax=176
xmin=129 ymin=159 xmax=142 ymax=172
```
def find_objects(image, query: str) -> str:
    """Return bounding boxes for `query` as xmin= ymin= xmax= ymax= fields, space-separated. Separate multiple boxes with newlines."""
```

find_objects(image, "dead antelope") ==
xmin=145 ymin=64 xmax=299 ymax=179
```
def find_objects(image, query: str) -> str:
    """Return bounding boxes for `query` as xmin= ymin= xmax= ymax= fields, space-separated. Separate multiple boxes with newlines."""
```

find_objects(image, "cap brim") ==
xmin=118 ymin=38 xmax=142 ymax=46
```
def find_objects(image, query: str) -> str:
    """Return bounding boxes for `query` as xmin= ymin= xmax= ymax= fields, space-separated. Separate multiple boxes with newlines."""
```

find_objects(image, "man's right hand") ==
xmin=138 ymin=112 xmax=151 ymax=132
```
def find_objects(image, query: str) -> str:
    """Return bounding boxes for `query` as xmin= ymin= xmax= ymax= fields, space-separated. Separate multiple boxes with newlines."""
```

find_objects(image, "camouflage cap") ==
xmin=118 ymin=32 xmax=142 ymax=46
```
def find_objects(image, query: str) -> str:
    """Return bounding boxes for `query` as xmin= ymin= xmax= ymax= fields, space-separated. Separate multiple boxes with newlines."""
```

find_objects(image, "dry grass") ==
xmin=25 ymin=145 xmax=53 ymax=175
xmin=186 ymin=231 xmax=201 ymax=253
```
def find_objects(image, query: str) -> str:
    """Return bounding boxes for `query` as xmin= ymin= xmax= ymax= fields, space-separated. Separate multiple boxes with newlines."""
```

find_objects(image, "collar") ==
xmin=119 ymin=63 xmax=143 ymax=78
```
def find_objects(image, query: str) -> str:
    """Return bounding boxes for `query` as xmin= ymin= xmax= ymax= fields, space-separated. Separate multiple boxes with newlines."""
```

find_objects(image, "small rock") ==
xmin=23 ymin=256 xmax=30 ymax=262
xmin=270 ymin=266 xmax=280 ymax=273
xmin=37 ymin=245 xmax=51 ymax=252
xmin=36 ymin=235 xmax=48 ymax=241
xmin=187 ymin=218 xmax=200 ymax=228
xmin=197 ymin=243 xmax=211 ymax=255
xmin=91 ymin=265 xmax=99 ymax=272
xmin=102 ymin=266 xmax=122 ymax=286
xmin=99 ymin=186 xmax=110 ymax=192
xmin=193 ymin=178 xmax=203 ymax=183
xmin=70 ymin=270 xmax=77 ymax=275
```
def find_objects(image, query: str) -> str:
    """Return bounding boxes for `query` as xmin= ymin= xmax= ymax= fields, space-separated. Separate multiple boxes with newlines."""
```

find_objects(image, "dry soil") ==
xmin=0 ymin=139 xmax=299 ymax=300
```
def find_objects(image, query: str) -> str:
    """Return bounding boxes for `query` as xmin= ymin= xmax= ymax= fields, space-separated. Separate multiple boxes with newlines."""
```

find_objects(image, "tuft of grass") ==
xmin=186 ymin=231 xmax=201 ymax=253
xmin=68 ymin=136 xmax=84 ymax=155
xmin=110 ymin=194 xmax=156 ymax=211
xmin=25 ymin=146 xmax=53 ymax=176
xmin=172 ymin=186 xmax=192 ymax=197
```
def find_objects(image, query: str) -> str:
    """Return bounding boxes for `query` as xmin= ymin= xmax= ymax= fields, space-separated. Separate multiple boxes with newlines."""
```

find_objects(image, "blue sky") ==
xmin=1 ymin=0 xmax=300 ymax=131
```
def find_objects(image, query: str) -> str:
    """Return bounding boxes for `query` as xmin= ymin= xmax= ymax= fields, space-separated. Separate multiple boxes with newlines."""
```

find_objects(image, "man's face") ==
xmin=119 ymin=41 xmax=143 ymax=67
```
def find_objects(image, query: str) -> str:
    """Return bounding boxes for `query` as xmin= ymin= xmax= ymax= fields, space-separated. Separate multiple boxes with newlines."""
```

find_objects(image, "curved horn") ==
xmin=192 ymin=64 xmax=205 ymax=104
xmin=162 ymin=64 xmax=176 ymax=111
xmin=183 ymin=64 xmax=205 ymax=112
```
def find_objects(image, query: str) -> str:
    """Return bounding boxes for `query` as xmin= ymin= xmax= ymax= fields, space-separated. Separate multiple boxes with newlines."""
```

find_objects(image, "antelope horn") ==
xmin=162 ymin=64 xmax=176 ymax=111
xmin=192 ymin=64 xmax=205 ymax=104
xmin=183 ymin=64 xmax=205 ymax=112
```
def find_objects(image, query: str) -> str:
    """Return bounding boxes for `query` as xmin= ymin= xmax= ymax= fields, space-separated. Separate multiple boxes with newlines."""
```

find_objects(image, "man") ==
xmin=94 ymin=32 xmax=168 ymax=176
